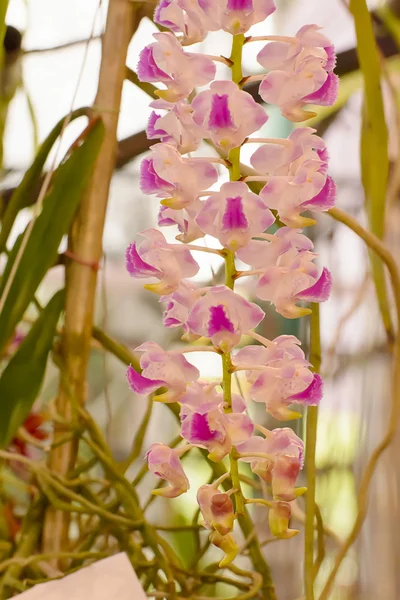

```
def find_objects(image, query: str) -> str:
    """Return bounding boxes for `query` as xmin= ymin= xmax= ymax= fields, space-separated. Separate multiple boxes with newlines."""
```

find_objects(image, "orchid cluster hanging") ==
xmin=127 ymin=0 xmax=337 ymax=568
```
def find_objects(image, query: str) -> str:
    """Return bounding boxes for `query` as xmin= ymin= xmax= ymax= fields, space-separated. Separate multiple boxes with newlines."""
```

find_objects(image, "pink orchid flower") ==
xmin=258 ymin=161 xmax=336 ymax=228
xmin=126 ymin=229 xmax=199 ymax=295
xmin=127 ymin=341 xmax=199 ymax=402
xmin=186 ymin=285 xmax=265 ymax=352
xmin=137 ymin=32 xmax=216 ymax=102
xmin=237 ymin=427 xmax=304 ymax=499
xmin=250 ymin=127 xmax=327 ymax=176
xmin=158 ymin=202 xmax=205 ymax=243
xmin=255 ymin=250 xmax=332 ymax=319
xmin=197 ymin=483 xmax=235 ymax=535
xmin=250 ymin=131 xmax=336 ymax=227
xmin=192 ymin=81 xmax=268 ymax=150
xmin=196 ymin=181 xmax=275 ymax=250
xmin=147 ymin=99 xmax=203 ymax=154
xmin=180 ymin=383 xmax=253 ymax=461
xmin=199 ymin=0 xmax=276 ymax=35
xmin=238 ymin=227 xmax=314 ymax=270
xmin=238 ymin=232 xmax=331 ymax=318
xmin=154 ymin=0 xmax=217 ymax=45
xmin=146 ymin=443 xmax=190 ymax=498
xmin=257 ymin=25 xmax=338 ymax=121
xmin=234 ymin=339 xmax=323 ymax=419
xmin=161 ymin=281 xmax=204 ymax=335
xmin=140 ymin=143 xmax=218 ymax=210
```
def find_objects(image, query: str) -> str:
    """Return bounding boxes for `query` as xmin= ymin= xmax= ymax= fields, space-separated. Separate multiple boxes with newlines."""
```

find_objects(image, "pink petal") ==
xmin=324 ymin=44 xmax=337 ymax=72
xmin=140 ymin=158 xmax=174 ymax=196
xmin=303 ymin=72 xmax=339 ymax=106
xmin=289 ymin=373 xmax=323 ymax=406
xmin=181 ymin=412 xmax=220 ymax=444
xmin=208 ymin=305 xmax=235 ymax=337
xmin=125 ymin=243 xmax=160 ymax=277
xmin=301 ymin=176 xmax=336 ymax=211
xmin=147 ymin=112 xmax=168 ymax=139
xmin=126 ymin=365 xmax=164 ymax=395
xmin=222 ymin=196 xmax=249 ymax=229
xmin=137 ymin=46 xmax=171 ymax=82
xmin=208 ymin=93 xmax=234 ymax=129
xmin=297 ymin=267 xmax=332 ymax=302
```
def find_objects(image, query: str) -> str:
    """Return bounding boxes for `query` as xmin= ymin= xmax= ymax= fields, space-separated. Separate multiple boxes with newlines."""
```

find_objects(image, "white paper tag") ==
xmin=14 ymin=553 xmax=147 ymax=600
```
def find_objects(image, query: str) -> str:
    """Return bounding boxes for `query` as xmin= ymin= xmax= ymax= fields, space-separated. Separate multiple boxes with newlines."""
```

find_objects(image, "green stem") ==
xmin=0 ymin=497 xmax=46 ymax=598
xmin=304 ymin=304 xmax=321 ymax=600
xmin=222 ymin=32 xmax=276 ymax=600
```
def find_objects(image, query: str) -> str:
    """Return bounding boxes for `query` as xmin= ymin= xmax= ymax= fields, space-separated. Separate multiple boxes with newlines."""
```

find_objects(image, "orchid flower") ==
xmin=257 ymin=24 xmax=338 ymax=121
xmin=180 ymin=384 xmax=254 ymax=460
xmin=158 ymin=202 xmax=205 ymax=243
xmin=199 ymin=0 xmax=276 ymax=35
xmin=238 ymin=235 xmax=332 ymax=318
xmin=146 ymin=443 xmax=190 ymax=497
xmin=234 ymin=339 xmax=323 ymax=419
xmin=268 ymin=501 xmax=299 ymax=538
xmin=197 ymin=481 xmax=235 ymax=535
xmin=140 ymin=143 xmax=218 ymax=210
xmin=127 ymin=341 xmax=199 ymax=402
xmin=137 ymin=32 xmax=216 ymax=101
xmin=147 ymin=99 xmax=203 ymax=154
xmin=237 ymin=427 xmax=304 ymax=499
xmin=186 ymin=285 xmax=265 ymax=351
xmin=126 ymin=229 xmax=199 ymax=295
xmin=154 ymin=0 xmax=217 ymax=45
xmin=192 ymin=81 xmax=268 ymax=150
xmin=161 ymin=281 xmax=204 ymax=335
xmin=196 ymin=181 xmax=275 ymax=250
xmin=250 ymin=129 xmax=336 ymax=227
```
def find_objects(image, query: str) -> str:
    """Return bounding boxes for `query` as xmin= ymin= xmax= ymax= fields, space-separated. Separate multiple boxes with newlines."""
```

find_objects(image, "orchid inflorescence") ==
xmin=126 ymin=0 xmax=337 ymax=568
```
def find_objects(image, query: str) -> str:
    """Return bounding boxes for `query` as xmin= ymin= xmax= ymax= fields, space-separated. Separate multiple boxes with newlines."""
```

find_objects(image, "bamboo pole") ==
xmin=42 ymin=0 xmax=142 ymax=554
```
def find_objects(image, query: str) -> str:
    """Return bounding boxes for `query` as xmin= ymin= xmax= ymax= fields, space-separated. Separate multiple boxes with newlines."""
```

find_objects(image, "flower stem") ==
xmin=304 ymin=304 xmax=321 ymax=600
xmin=222 ymin=32 xmax=277 ymax=600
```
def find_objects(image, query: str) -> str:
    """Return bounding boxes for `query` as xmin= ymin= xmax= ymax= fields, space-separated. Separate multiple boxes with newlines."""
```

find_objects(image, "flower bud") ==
xmin=268 ymin=501 xmax=299 ymax=539
xmin=197 ymin=484 xmax=234 ymax=535
xmin=146 ymin=443 xmax=190 ymax=498
xmin=209 ymin=531 xmax=239 ymax=567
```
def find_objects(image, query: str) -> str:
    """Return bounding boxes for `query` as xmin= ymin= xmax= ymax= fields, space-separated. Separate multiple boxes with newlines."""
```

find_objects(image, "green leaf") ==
xmin=0 ymin=117 xmax=105 ymax=354
xmin=350 ymin=0 xmax=392 ymax=339
xmin=0 ymin=289 xmax=64 ymax=448
xmin=350 ymin=0 xmax=389 ymax=235
xmin=0 ymin=107 xmax=90 ymax=250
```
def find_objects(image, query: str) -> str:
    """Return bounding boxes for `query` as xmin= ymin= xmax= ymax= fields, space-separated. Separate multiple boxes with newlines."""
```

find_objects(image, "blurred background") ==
xmin=2 ymin=0 xmax=400 ymax=598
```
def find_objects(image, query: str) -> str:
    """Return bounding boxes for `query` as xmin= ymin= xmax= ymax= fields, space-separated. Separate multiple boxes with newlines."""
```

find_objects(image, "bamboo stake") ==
xmin=42 ymin=0 xmax=141 ymax=555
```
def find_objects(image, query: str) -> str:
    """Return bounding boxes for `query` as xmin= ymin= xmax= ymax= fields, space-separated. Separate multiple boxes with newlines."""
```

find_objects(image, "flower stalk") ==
xmin=127 ymin=0 xmax=338 ymax=595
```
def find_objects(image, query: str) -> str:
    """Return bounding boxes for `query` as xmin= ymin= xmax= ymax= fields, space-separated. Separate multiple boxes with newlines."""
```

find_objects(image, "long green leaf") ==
xmin=0 ymin=107 xmax=90 ymax=250
xmin=0 ymin=118 xmax=104 ymax=353
xmin=350 ymin=0 xmax=392 ymax=339
xmin=0 ymin=289 xmax=64 ymax=448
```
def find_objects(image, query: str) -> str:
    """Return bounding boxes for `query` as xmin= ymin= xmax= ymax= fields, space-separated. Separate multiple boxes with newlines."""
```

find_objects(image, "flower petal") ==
xmin=126 ymin=366 xmax=164 ymax=395
xmin=297 ymin=267 xmax=332 ymax=302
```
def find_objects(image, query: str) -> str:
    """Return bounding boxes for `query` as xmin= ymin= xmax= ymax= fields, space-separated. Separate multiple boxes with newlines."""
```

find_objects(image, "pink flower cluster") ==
xmin=127 ymin=0 xmax=337 ymax=564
